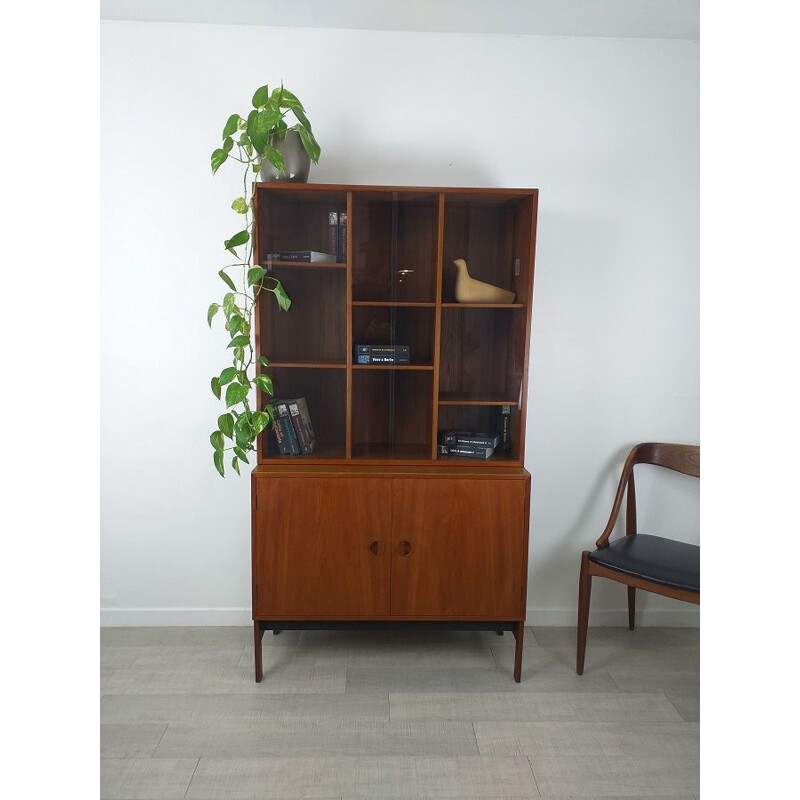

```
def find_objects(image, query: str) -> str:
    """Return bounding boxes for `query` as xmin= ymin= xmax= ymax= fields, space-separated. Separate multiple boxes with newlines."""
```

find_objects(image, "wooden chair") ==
xmin=577 ymin=443 xmax=699 ymax=675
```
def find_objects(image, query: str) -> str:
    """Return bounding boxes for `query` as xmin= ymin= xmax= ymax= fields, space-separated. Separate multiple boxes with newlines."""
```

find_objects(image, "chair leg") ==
xmin=577 ymin=551 xmax=592 ymax=675
xmin=627 ymin=587 xmax=636 ymax=630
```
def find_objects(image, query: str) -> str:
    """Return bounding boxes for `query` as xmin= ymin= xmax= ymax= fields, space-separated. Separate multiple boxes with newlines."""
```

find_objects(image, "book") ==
xmin=440 ymin=431 xmax=500 ymax=449
xmin=266 ymin=250 xmax=337 ymax=263
xmin=438 ymin=443 xmax=496 ymax=460
xmin=287 ymin=397 xmax=316 ymax=455
xmin=328 ymin=211 xmax=339 ymax=261
xmin=338 ymin=209 xmax=347 ymax=263
xmin=497 ymin=404 xmax=512 ymax=452
xmin=268 ymin=400 xmax=300 ymax=455
xmin=354 ymin=344 xmax=411 ymax=364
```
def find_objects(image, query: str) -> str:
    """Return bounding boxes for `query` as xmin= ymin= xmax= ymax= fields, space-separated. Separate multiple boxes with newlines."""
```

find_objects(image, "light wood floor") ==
xmin=100 ymin=625 xmax=699 ymax=799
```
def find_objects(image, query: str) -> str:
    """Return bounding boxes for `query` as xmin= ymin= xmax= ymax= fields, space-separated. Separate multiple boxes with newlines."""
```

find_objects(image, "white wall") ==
xmin=101 ymin=21 xmax=699 ymax=626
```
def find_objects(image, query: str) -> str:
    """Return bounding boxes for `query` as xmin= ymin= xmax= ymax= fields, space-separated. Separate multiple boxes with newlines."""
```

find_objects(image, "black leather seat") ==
xmin=588 ymin=534 xmax=699 ymax=593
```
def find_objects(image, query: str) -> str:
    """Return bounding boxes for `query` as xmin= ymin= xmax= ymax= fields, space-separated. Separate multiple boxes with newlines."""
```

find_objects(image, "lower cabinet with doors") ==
xmin=251 ymin=464 xmax=531 ymax=682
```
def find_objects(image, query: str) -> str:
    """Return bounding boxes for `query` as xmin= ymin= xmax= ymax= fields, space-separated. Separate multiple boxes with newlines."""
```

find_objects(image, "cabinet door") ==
xmin=391 ymin=478 xmax=526 ymax=618
xmin=253 ymin=478 xmax=390 ymax=617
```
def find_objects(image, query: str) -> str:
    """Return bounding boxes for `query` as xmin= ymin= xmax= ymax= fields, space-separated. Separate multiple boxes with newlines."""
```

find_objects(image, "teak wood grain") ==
xmin=390 ymin=478 xmax=527 ymax=618
xmin=252 ymin=478 xmax=391 ymax=617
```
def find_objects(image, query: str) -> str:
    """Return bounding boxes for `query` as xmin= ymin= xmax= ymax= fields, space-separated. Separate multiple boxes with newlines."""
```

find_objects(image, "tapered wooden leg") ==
xmin=627 ymin=586 xmax=636 ymax=630
xmin=513 ymin=621 xmax=524 ymax=682
xmin=253 ymin=621 xmax=263 ymax=683
xmin=577 ymin=551 xmax=592 ymax=675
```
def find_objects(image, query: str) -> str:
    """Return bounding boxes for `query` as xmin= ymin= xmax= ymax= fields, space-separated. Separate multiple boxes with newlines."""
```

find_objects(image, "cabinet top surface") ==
xmin=252 ymin=464 xmax=530 ymax=479
xmin=254 ymin=182 xmax=538 ymax=197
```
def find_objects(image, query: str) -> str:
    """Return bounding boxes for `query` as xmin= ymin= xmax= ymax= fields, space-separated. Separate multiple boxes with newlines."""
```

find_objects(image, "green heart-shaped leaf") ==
xmin=272 ymin=281 xmax=291 ymax=311
xmin=213 ymin=449 xmax=224 ymax=477
xmin=218 ymin=413 xmax=235 ymax=439
xmin=218 ymin=269 xmax=237 ymax=291
xmin=219 ymin=367 xmax=237 ymax=386
xmin=225 ymin=381 xmax=249 ymax=408
xmin=224 ymin=230 xmax=249 ymax=255
xmin=211 ymin=148 xmax=228 ymax=173
xmin=227 ymin=335 xmax=250 ymax=349
xmin=207 ymin=303 xmax=220 ymax=327
xmin=222 ymin=292 xmax=236 ymax=317
xmin=222 ymin=113 xmax=241 ymax=139
xmin=252 ymin=84 xmax=269 ymax=108
xmin=277 ymin=88 xmax=304 ymax=111
xmin=295 ymin=125 xmax=321 ymax=163
xmin=252 ymin=411 xmax=270 ymax=434
xmin=210 ymin=377 xmax=221 ymax=399
xmin=254 ymin=374 xmax=274 ymax=395
xmin=248 ymin=266 xmax=266 ymax=286
xmin=231 ymin=197 xmax=248 ymax=214
xmin=210 ymin=430 xmax=225 ymax=451
xmin=264 ymin=146 xmax=285 ymax=175
xmin=228 ymin=315 xmax=244 ymax=336
xmin=293 ymin=106 xmax=312 ymax=133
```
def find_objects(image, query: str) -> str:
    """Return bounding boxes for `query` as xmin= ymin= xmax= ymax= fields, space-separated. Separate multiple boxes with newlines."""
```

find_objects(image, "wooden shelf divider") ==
xmin=345 ymin=191 xmax=353 ymax=459
xmin=431 ymin=193 xmax=445 ymax=459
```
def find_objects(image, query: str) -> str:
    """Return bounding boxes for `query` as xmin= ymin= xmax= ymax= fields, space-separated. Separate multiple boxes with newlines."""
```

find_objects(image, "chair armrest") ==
xmin=594 ymin=448 xmax=637 ymax=548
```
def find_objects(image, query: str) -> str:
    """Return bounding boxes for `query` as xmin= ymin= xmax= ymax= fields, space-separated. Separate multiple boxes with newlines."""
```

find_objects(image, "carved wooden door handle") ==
xmin=397 ymin=540 xmax=413 ymax=556
xmin=369 ymin=540 xmax=385 ymax=555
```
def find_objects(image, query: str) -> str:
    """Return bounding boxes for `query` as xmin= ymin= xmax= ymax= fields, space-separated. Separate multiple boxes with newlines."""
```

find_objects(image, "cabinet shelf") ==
xmin=261 ymin=444 xmax=348 ymax=462
xmin=438 ymin=394 xmax=519 ymax=406
xmin=350 ymin=443 xmax=431 ymax=461
xmin=269 ymin=361 xmax=346 ymax=369
xmin=436 ymin=451 xmax=518 ymax=465
xmin=352 ymin=301 xmax=436 ymax=308
xmin=353 ymin=364 xmax=434 ymax=371
xmin=441 ymin=303 xmax=524 ymax=309
xmin=263 ymin=261 xmax=345 ymax=269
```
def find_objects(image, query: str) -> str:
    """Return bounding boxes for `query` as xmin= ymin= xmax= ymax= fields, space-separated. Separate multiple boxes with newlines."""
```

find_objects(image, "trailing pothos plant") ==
xmin=206 ymin=84 xmax=321 ymax=477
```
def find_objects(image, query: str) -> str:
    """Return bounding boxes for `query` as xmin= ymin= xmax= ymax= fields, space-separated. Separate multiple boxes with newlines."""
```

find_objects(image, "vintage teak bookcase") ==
xmin=250 ymin=184 xmax=538 ymax=682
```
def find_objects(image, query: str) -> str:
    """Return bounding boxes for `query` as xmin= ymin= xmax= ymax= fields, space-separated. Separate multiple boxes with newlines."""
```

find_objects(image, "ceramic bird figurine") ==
xmin=453 ymin=259 xmax=515 ymax=304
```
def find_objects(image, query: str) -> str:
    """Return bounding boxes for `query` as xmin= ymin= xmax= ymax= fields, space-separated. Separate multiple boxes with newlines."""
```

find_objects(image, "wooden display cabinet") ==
xmin=251 ymin=184 xmax=538 ymax=682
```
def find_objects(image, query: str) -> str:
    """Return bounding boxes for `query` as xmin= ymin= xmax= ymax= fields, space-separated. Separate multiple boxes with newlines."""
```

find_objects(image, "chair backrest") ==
xmin=595 ymin=442 xmax=699 ymax=548
xmin=631 ymin=442 xmax=700 ymax=477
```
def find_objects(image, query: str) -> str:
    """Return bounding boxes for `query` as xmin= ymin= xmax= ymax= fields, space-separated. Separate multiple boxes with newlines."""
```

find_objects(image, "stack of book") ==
xmin=267 ymin=397 xmax=316 ymax=455
xmin=328 ymin=209 xmax=347 ymax=263
xmin=354 ymin=344 xmax=410 ymax=364
xmin=437 ymin=430 xmax=500 ymax=460
xmin=265 ymin=250 xmax=336 ymax=263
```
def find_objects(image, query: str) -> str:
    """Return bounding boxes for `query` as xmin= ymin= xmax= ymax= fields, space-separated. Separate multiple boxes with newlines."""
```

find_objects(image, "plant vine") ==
xmin=206 ymin=84 xmax=320 ymax=476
